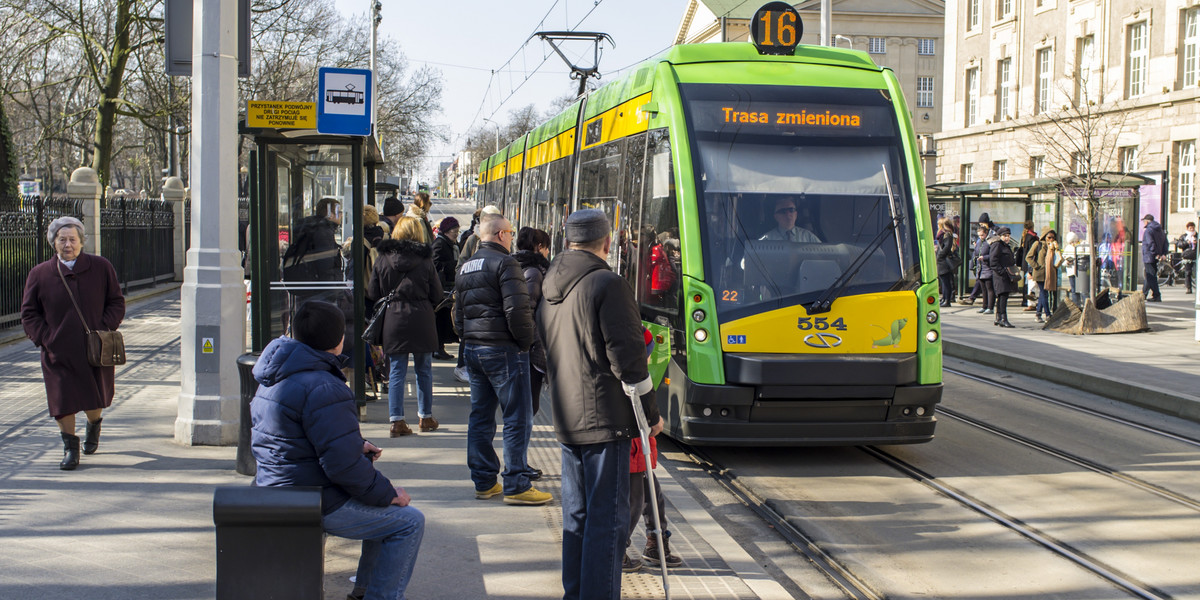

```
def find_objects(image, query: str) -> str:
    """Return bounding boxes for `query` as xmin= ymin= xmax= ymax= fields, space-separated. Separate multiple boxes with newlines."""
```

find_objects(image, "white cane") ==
xmin=626 ymin=385 xmax=671 ymax=599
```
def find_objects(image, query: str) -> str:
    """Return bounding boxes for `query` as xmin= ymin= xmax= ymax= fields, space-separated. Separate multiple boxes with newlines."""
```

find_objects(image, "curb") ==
xmin=944 ymin=340 xmax=1200 ymax=424
xmin=0 ymin=282 xmax=182 ymax=349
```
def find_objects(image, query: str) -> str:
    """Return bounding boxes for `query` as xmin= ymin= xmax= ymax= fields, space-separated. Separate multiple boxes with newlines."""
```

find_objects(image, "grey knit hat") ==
xmin=565 ymin=209 xmax=610 ymax=243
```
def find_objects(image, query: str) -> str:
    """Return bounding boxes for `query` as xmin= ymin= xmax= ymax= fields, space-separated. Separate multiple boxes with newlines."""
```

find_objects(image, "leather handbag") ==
xmin=362 ymin=290 xmax=396 ymax=346
xmin=56 ymin=262 xmax=126 ymax=367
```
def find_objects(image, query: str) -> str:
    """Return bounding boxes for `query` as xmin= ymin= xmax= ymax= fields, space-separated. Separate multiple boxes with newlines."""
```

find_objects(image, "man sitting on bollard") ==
xmin=251 ymin=300 xmax=424 ymax=600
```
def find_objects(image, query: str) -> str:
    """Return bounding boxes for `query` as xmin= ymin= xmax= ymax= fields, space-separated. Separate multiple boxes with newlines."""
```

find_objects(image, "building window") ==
xmin=917 ymin=77 xmax=935 ymax=108
xmin=918 ymin=39 xmax=936 ymax=55
xmin=961 ymin=163 xmax=974 ymax=183
xmin=1120 ymin=146 xmax=1140 ymax=173
xmin=1127 ymin=22 xmax=1148 ymax=98
xmin=1075 ymin=35 xmax=1095 ymax=106
xmin=966 ymin=67 xmax=980 ymax=126
xmin=1072 ymin=152 xmax=1087 ymax=176
xmin=997 ymin=0 xmax=1012 ymax=19
xmin=1036 ymin=48 xmax=1053 ymax=114
xmin=1180 ymin=141 xmax=1196 ymax=211
xmin=869 ymin=37 xmax=886 ymax=54
xmin=1031 ymin=156 xmax=1046 ymax=178
xmin=996 ymin=58 xmax=1012 ymax=120
xmin=994 ymin=160 xmax=1008 ymax=181
xmin=1184 ymin=9 xmax=1200 ymax=88
xmin=967 ymin=0 xmax=980 ymax=31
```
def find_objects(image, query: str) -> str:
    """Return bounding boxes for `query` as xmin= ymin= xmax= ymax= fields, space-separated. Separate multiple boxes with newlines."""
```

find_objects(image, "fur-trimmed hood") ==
xmin=377 ymin=238 xmax=432 ymax=258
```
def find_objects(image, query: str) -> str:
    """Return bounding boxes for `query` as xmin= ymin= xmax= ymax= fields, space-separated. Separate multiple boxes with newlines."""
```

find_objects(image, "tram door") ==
xmin=250 ymin=140 xmax=369 ymax=410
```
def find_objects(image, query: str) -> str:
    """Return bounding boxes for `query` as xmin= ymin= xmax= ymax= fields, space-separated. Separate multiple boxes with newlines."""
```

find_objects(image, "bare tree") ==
xmin=1022 ymin=61 xmax=1130 ymax=300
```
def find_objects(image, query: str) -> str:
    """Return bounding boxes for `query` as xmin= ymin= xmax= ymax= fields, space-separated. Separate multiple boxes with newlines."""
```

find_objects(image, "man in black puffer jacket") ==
xmin=538 ymin=209 xmax=663 ymax=600
xmin=452 ymin=213 xmax=550 ymax=506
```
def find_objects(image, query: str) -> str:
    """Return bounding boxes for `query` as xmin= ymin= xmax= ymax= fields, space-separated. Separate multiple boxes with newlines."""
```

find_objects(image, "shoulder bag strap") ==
xmin=56 ymin=261 xmax=93 ymax=335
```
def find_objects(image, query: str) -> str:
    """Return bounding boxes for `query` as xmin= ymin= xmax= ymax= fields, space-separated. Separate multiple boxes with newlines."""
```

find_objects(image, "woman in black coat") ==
xmin=935 ymin=219 xmax=958 ymax=306
xmin=431 ymin=217 xmax=461 ymax=360
xmin=512 ymin=227 xmax=551 ymax=416
xmin=988 ymin=227 xmax=1018 ymax=328
xmin=367 ymin=217 xmax=443 ymax=436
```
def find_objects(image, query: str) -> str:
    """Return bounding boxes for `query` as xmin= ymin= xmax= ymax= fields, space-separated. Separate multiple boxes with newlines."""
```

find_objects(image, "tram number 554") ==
xmin=751 ymin=2 xmax=803 ymax=55
xmin=798 ymin=317 xmax=846 ymax=331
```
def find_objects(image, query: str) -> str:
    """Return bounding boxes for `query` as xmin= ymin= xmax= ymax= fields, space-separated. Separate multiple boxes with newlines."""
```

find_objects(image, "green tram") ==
xmin=475 ymin=10 xmax=942 ymax=445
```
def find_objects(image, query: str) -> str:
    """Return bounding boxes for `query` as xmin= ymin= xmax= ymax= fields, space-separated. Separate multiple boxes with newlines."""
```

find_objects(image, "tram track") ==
xmin=677 ymin=442 xmax=882 ymax=600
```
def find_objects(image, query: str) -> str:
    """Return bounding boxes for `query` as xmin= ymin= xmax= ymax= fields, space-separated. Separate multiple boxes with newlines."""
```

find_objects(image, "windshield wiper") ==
xmin=807 ymin=165 xmax=904 ymax=315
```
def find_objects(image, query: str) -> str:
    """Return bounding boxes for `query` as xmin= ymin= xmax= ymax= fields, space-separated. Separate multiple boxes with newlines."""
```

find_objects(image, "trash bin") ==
xmin=213 ymin=486 xmax=324 ymax=600
xmin=236 ymin=352 xmax=260 ymax=476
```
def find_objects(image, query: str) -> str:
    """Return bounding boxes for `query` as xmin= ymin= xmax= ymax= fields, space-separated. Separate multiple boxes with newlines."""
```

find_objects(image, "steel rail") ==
xmin=938 ymin=405 xmax=1200 ymax=513
xmin=862 ymin=446 xmax=1171 ymax=600
xmin=677 ymin=442 xmax=882 ymax=600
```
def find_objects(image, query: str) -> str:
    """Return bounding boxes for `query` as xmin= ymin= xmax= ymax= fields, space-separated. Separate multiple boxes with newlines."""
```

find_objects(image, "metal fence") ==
xmin=0 ymin=194 xmax=176 ymax=329
xmin=0 ymin=195 xmax=86 ymax=328
xmin=100 ymin=197 xmax=176 ymax=293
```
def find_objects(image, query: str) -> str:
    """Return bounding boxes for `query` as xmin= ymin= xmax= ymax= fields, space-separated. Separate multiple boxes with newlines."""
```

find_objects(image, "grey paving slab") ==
xmin=0 ymin=288 xmax=790 ymax=600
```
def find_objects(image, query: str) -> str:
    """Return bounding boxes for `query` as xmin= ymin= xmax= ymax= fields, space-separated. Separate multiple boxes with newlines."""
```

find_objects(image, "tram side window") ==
xmin=520 ymin=163 xmax=547 ymax=232
xmin=504 ymin=172 xmax=522 ymax=221
xmin=578 ymin=138 xmax=626 ymax=271
xmin=546 ymin=157 xmax=573 ymax=254
xmin=639 ymin=129 xmax=681 ymax=321
xmin=616 ymin=133 xmax=647 ymax=291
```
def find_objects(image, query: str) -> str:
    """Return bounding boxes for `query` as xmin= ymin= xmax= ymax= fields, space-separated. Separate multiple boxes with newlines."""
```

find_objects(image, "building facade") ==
xmin=676 ymin=0 xmax=946 ymax=182
xmin=937 ymin=0 xmax=1200 ymax=236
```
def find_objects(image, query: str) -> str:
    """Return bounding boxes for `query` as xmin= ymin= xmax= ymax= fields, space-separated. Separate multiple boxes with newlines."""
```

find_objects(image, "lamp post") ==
xmin=481 ymin=118 xmax=500 ymax=153
xmin=834 ymin=35 xmax=853 ymax=49
xmin=370 ymin=0 xmax=381 ymax=141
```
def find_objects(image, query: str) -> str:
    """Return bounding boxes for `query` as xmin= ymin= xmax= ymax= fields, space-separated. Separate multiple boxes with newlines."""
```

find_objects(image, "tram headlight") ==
xmin=694 ymin=328 xmax=709 ymax=342
xmin=692 ymin=309 xmax=706 ymax=323
xmin=925 ymin=330 xmax=939 ymax=343
xmin=926 ymin=310 xmax=939 ymax=324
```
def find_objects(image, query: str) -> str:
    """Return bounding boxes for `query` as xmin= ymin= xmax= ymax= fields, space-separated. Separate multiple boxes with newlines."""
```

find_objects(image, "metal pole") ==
xmin=625 ymin=387 xmax=670 ymax=599
xmin=370 ymin=0 xmax=380 ymax=141
xmin=821 ymin=0 xmax=832 ymax=46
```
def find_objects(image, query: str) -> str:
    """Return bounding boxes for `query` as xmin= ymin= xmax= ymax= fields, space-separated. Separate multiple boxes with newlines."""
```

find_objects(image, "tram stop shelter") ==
xmin=241 ymin=123 xmax=385 ymax=411
xmin=927 ymin=172 xmax=1153 ymax=307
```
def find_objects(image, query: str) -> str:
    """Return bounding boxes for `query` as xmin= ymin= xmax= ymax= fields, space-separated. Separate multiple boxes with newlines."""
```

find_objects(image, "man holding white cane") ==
xmin=539 ymin=208 xmax=664 ymax=600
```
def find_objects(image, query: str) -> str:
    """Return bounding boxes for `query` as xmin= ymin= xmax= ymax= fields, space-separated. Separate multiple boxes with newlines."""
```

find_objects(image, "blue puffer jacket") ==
xmin=251 ymin=336 xmax=397 ymax=515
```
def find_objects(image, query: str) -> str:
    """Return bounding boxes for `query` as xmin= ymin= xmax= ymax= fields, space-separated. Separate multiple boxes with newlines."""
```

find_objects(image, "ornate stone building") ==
xmin=936 ymin=0 xmax=1200 ymax=236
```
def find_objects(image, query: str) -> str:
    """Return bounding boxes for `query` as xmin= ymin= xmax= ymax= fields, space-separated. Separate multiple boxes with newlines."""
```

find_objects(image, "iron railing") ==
xmin=0 ymin=195 xmax=86 ymax=328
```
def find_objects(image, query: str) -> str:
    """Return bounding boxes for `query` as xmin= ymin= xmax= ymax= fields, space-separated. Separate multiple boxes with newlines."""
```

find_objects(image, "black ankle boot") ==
xmin=83 ymin=418 xmax=102 ymax=455
xmin=60 ymin=433 xmax=80 ymax=470
xmin=999 ymin=318 xmax=1015 ymax=328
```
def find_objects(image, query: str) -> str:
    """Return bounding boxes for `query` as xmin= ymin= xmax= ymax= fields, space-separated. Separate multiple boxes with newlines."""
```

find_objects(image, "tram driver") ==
xmin=759 ymin=196 xmax=820 ymax=243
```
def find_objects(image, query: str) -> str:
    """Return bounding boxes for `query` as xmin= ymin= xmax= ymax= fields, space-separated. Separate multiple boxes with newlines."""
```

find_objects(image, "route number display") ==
xmin=750 ymin=2 xmax=802 ymax=55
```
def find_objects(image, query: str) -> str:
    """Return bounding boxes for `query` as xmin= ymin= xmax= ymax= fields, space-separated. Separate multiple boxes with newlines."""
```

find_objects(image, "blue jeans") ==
xmin=322 ymin=499 xmax=425 ymax=600
xmin=1035 ymin=285 xmax=1050 ymax=316
xmin=464 ymin=344 xmax=533 ymax=495
xmin=561 ymin=440 xmax=631 ymax=600
xmin=388 ymin=353 xmax=433 ymax=421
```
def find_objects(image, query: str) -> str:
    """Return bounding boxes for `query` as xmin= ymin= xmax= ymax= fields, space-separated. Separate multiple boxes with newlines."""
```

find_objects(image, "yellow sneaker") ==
xmin=475 ymin=482 xmax=502 ymax=500
xmin=503 ymin=487 xmax=552 ymax=506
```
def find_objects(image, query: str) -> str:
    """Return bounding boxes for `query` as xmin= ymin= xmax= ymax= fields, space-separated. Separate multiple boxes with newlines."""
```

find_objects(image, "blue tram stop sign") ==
xmin=317 ymin=67 xmax=373 ymax=136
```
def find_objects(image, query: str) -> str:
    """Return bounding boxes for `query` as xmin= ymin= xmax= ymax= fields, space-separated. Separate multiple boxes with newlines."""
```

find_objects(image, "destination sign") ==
xmin=750 ymin=2 xmax=802 ymax=55
xmin=689 ymin=100 xmax=891 ymax=138
xmin=247 ymin=101 xmax=316 ymax=129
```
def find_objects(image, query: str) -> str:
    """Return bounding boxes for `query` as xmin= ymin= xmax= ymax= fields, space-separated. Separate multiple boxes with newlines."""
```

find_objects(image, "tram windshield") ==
xmin=681 ymin=83 xmax=922 ymax=321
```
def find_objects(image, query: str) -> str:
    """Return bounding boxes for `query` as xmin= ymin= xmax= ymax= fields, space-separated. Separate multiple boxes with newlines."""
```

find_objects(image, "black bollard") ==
xmin=235 ymin=352 xmax=261 ymax=476
xmin=213 ymin=486 xmax=324 ymax=600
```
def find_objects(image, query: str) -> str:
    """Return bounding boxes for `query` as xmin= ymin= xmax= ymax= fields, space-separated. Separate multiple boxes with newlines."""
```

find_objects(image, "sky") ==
xmin=336 ymin=0 xmax=690 ymax=180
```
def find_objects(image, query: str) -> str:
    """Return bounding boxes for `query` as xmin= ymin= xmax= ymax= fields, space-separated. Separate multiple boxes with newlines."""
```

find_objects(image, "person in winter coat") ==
xmin=431 ymin=217 xmax=461 ymax=360
xmin=512 ymin=227 xmax=551 ymax=416
xmin=1141 ymin=214 xmax=1168 ymax=302
xmin=1019 ymin=220 xmax=1039 ymax=309
xmin=407 ymin=192 xmax=435 ymax=246
xmin=21 ymin=216 xmax=126 ymax=470
xmin=453 ymin=213 xmax=550 ymax=506
xmin=250 ymin=301 xmax=424 ymax=600
xmin=989 ymin=227 xmax=1019 ymax=328
xmin=1179 ymin=222 xmax=1197 ymax=293
xmin=362 ymin=205 xmax=387 ymax=281
xmin=964 ymin=225 xmax=995 ymax=313
xmin=368 ymin=217 xmax=443 ymax=436
xmin=538 ymin=209 xmax=664 ymax=600
xmin=457 ymin=204 xmax=503 ymax=268
xmin=622 ymin=436 xmax=682 ymax=573
xmin=1026 ymin=227 xmax=1059 ymax=323
xmin=935 ymin=218 xmax=959 ymax=306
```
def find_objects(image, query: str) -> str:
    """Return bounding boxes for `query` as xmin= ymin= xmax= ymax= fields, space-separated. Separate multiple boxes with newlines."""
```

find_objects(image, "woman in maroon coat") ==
xmin=21 ymin=217 xmax=126 ymax=470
